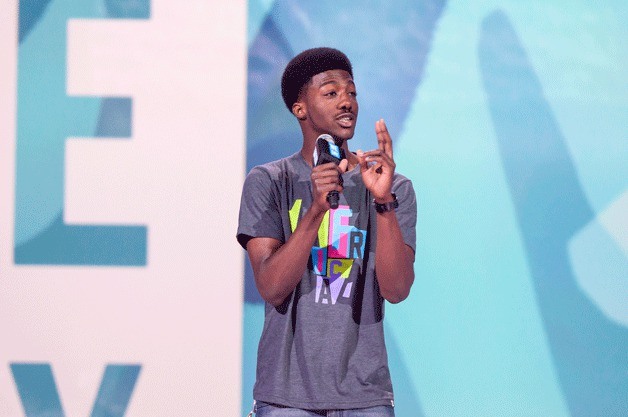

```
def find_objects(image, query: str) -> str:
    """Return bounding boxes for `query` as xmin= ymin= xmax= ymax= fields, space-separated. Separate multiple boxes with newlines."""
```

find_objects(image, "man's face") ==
xmin=298 ymin=69 xmax=358 ymax=142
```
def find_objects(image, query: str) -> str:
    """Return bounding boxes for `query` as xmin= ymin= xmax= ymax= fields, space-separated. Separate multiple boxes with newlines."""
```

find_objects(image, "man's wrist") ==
xmin=373 ymin=193 xmax=395 ymax=204
xmin=373 ymin=193 xmax=399 ymax=213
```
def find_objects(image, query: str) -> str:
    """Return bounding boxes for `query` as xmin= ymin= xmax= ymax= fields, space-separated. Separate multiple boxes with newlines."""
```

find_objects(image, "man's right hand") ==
xmin=310 ymin=159 xmax=348 ymax=214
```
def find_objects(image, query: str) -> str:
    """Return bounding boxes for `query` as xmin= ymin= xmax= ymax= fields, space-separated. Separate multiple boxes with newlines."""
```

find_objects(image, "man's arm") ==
xmin=246 ymin=209 xmax=323 ymax=307
xmin=246 ymin=160 xmax=348 ymax=307
xmin=374 ymin=204 xmax=415 ymax=303
xmin=358 ymin=119 xmax=416 ymax=303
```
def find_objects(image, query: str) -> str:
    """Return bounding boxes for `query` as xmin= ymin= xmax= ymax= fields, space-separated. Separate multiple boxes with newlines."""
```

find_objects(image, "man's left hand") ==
xmin=357 ymin=119 xmax=396 ymax=202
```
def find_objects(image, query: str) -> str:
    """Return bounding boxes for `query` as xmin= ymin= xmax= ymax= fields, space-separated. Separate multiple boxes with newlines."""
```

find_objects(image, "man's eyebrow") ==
xmin=319 ymin=79 xmax=355 ymax=88
xmin=319 ymin=79 xmax=339 ymax=88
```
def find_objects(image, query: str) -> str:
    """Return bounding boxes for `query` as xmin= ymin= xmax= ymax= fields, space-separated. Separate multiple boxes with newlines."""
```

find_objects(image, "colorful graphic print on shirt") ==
xmin=289 ymin=200 xmax=366 ymax=305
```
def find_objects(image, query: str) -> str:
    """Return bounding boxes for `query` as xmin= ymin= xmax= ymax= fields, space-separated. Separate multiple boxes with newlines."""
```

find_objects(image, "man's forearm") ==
xmin=251 ymin=208 xmax=326 ymax=306
xmin=375 ymin=210 xmax=415 ymax=303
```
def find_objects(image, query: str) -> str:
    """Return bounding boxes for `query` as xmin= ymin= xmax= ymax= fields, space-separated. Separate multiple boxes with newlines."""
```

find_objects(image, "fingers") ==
xmin=312 ymin=161 xmax=346 ymax=176
xmin=358 ymin=149 xmax=395 ymax=173
xmin=310 ymin=162 xmax=345 ymax=212
xmin=375 ymin=119 xmax=393 ymax=159
xmin=311 ymin=162 xmax=345 ymax=193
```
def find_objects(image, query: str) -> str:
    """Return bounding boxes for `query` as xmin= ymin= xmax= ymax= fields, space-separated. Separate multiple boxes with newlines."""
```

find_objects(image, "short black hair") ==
xmin=281 ymin=47 xmax=353 ymax=111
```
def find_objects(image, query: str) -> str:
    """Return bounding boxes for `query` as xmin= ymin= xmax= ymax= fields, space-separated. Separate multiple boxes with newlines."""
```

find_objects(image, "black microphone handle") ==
xmin=315 ymin=134 xmax=343 ymax=209
xmin=327 ymin=190 xmax=339 ymax=209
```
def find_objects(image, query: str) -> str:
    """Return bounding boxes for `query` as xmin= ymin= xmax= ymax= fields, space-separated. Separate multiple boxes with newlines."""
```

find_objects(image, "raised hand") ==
xmin=357 ymin=119 xmax=396 ymax=202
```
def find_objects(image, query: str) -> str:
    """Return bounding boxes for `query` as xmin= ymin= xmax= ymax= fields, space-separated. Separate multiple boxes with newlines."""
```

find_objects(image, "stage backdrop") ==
xmin=1 ymin=1 xmax=626 ymax=417
xmin=0 ymin=1 xmax=246 ymax=416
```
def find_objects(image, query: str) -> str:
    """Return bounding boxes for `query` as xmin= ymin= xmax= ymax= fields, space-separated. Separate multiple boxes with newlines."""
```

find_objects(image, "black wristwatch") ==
xmin=373 ymin=193 xmax=399 ymax=214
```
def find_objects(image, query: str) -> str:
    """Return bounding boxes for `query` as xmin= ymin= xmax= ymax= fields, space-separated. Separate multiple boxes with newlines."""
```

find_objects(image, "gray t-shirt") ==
xmin=237 ymin=152 xmax=416 ymax=410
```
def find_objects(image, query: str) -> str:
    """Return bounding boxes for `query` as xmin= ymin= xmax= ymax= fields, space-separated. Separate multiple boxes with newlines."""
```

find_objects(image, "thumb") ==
xmin=355 ymin=150 xmax=367 ymax=171
xmin=339 ymin=158 xmax=349 ymax=173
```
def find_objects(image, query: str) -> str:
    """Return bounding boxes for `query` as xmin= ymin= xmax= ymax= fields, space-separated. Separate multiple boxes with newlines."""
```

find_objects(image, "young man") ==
xmin=237 ymin=47 xmax=417 ymax=416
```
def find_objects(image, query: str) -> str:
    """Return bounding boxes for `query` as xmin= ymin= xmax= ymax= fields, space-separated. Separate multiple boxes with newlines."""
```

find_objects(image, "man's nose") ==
xmin=338 ymin=92 xmax=353 ymax=110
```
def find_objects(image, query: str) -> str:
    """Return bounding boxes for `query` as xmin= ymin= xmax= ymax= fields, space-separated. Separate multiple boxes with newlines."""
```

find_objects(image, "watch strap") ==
xmin=373 ymin=193 xmax=399 ymax=213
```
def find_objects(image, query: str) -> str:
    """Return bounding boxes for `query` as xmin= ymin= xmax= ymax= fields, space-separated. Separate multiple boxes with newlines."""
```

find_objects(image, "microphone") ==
xmin=314 ymin=134 xmax=345 ymax=209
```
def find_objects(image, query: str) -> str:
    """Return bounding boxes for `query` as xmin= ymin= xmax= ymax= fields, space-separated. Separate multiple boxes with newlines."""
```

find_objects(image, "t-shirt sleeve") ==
xmin=236 ymin=166 xmax=285 ymax=250
xmin=392 ymin=177 xmax=417 ymax=254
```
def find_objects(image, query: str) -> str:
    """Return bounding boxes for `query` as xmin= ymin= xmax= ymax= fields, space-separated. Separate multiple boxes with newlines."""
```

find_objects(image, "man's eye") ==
xmin=325 ymin=91 xmax=337 ymax=96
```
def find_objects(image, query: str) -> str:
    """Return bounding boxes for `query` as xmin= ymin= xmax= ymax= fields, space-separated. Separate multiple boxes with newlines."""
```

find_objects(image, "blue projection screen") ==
xmin=244 ymin=2 xmax=627 ymax=417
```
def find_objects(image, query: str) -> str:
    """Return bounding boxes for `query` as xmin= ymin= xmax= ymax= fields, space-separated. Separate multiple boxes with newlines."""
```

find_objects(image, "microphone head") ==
xmin=317 ymin=133 xmax=334 ymax=144
xmin=315 ymin=134 xmax=344 ymax=166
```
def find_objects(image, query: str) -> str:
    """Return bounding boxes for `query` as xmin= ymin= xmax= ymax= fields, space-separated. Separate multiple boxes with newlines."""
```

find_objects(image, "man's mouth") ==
xmin=337 ymin=113 xmax=355 ymax=127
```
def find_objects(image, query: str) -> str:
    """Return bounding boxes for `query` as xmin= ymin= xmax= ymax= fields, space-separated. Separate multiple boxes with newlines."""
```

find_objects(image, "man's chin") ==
xmin=334 ymin=130 xmax=355 ymax=142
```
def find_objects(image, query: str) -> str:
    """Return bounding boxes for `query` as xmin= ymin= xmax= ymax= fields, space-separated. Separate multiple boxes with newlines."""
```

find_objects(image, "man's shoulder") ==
xmin=248 ymin=152 xmax=305 ymax=179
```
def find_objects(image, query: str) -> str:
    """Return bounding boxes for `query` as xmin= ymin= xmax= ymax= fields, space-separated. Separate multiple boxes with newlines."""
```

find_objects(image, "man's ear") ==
xmin=292 ymin=102 xmax=307 ymax=120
